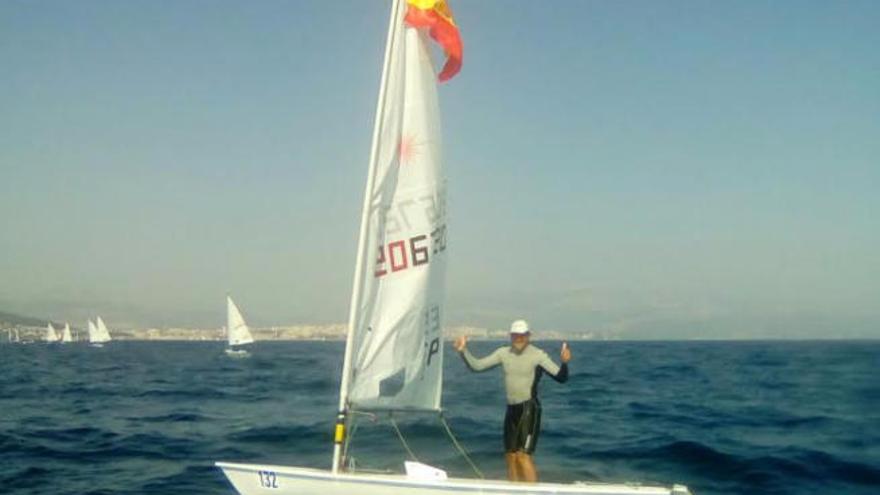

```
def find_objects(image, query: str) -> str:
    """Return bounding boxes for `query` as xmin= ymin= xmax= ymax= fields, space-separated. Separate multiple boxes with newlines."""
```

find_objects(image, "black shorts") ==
xmin=504 ymin=399 xmax=542 ymax=454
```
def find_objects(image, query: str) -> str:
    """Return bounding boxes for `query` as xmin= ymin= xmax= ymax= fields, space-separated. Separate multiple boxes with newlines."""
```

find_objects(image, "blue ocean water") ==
xmin=1 ymin=340 xmax=878 ymax=495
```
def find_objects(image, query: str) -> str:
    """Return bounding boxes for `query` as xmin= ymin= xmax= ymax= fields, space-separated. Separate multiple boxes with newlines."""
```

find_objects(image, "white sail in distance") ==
xmin=88 ymin=318 xmax=110 ymax=344
xmin=62 ymin=323 xmax=73 ymax=343
xmin=227 ymin=296 xmax=255 ymax=347
xmin=342 ymin=18 xmax=448 ymax=412
xmin=87 ymin=319 xmax=98 ymax=343
xmin=95 ymin=317 xmax=112 ymax=343
xmin=46 ymin=323 xmax=59 ymax=342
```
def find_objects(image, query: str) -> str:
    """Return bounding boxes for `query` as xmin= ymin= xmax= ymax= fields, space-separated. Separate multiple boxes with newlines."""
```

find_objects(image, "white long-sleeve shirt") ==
xmin=460 ymin=344 xmax=568 ymax=405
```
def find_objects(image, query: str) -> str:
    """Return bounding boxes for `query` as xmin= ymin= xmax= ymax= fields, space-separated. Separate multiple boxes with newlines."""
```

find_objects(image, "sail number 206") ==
xmin=257 ymin=470 xmax=278 ymax=489
xmin=375 ymin=225 xmax=447 ymax=278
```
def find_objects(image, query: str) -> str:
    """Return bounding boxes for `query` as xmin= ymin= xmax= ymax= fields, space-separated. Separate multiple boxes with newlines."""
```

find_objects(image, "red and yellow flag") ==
xmin=405 ymin=0 xmax=463 ymax=82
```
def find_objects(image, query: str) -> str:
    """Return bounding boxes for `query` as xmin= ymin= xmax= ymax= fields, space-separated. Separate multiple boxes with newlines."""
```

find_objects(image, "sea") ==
xmin=1 ymin=340 xmax=878 ymax=495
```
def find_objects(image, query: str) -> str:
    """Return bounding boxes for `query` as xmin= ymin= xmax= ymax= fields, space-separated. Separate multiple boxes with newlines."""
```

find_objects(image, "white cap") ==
xmin=510 ymin=319 xmax=530 ymax=335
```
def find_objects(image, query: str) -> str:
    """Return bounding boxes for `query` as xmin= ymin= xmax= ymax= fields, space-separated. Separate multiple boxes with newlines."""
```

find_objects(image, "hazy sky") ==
xmin=2 ymin=1 xmax=878 ymax=338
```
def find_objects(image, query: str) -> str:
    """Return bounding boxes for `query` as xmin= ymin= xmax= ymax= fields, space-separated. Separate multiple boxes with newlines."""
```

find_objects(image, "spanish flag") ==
xmin=405 ymin=0 xmax=463 ymax=82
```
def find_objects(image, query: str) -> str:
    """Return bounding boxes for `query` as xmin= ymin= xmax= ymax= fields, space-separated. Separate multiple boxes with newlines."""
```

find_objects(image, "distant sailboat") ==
xmin=225 ymin=296 xmax=254 ymax=357
xmin=61 ymin=323 xmax=73 ymax=343
xmin=88 ymin=318 xmax=111 ymax=347
xmin=87 ymin=319 xmax=98 ymax=346
xmin=46 ymin=323 xmax=59 ymax=343
xmin=96 ymin=317 xmax=112 ymax=344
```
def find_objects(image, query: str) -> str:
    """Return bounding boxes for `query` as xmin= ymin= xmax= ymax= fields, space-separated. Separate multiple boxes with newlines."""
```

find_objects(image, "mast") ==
xmin=333 ymin=0 xmax=405 ymax=474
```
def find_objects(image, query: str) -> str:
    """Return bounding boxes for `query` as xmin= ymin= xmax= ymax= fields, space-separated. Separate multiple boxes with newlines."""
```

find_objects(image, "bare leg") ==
xmin=516 ymin=451 xmax=538 ymax=482
xmin=505 ymin=452 xmax=520 ymax=481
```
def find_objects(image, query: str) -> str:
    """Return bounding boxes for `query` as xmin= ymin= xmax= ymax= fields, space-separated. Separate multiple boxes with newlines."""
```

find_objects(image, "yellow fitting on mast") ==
xmin=334 ymin=422 xmax=345 ymax=443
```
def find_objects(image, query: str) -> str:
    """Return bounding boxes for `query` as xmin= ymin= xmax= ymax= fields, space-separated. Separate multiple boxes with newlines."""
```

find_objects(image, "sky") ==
xmin=1 ymin=1 xmax=878 ymax=338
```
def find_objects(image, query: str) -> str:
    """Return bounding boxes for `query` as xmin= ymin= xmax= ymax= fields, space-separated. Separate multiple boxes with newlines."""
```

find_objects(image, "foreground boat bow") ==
xmin=216 ymin=462 xmax=692 ymax=495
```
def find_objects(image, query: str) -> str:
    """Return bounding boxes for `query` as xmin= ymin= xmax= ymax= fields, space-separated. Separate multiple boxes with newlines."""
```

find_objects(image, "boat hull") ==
xmin=225 ymin=348 xmax=250 ymax=358
xmin=216 ymin=462 xmax=691 ymax=495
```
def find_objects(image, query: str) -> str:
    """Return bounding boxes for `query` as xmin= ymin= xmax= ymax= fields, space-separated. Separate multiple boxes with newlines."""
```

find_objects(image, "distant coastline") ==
xmin=4 ymin=322 xmax=878 ymax=342
xmin=0 ymin=323 xmax=597 ymax=342
xmin=4 ymin=310 xmax=878 ymax=342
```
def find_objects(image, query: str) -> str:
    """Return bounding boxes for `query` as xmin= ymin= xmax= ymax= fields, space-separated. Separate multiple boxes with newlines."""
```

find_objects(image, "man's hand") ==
xmin=454 ymin=335 xmax=468 ymax=353
xmin=560 ymin=342 xmax=571 ymax=363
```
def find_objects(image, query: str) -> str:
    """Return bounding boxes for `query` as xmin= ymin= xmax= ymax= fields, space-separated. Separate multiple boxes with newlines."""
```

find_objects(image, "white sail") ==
xmin=46 ymin=323 xmax=59 ymax=342
xmin=341 ymin=6 xmax=447 ymax=413
xmin=62 ymin=323 xmax=73 ymax=343
xmin=88 ymin=317 xmax=111 ymax=344
xmin=94 ymin=317 xmax=112 ymax=343
xmin=87 ymin=319 xmax=98 ymax=343
xmin=227 ymin=296 xmax=255 ymax=347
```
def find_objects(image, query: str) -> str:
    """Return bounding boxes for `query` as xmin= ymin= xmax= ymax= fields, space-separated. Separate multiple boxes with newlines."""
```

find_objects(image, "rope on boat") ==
xmin=439 ymin=412 xmax=485 ymax=479
xmin=389 ymin=412 xmax=420 ymax=462
xmin=346 ymin=409 xmax=484 ymax=479
xmin=343 ymin=409 xmax=378 ymax=471
xmin=344 ymin=418 xmax=359 ymax=469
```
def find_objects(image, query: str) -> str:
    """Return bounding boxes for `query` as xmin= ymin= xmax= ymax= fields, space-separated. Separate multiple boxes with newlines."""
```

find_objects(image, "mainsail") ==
xmin=46 ymin=323 xmax=59 ymax=342
xmin=96 ymin=317 xmax=113 ymax=343
xmin=87 ymin=319 xmax=98 ymax=342
xmin=340 ymin=3 xmax=448 ymax=414
xmin=62 ymin=323 xmax=73 ymax=343
xmin=89 ymin=317 xmax=112 ymax=344
xmin=227 ymin=296 xmax=255 ymax=347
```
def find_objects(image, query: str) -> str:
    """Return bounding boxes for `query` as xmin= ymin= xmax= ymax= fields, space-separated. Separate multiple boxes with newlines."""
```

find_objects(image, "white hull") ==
xmin=225 ymin=348 xmax=250 ymax=358
xmin=216 ymin=462 xmax=691 ymax=495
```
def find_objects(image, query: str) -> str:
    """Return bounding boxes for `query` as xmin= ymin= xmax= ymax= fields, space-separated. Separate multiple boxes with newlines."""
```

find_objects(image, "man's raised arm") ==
xmin=454 ymin=335 xmax=502 ymax=372
xmin=540 ymin=342 xmax=571 ymax=383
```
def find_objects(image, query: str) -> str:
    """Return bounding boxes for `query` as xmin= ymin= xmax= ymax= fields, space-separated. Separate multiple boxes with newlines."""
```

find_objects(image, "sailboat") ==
xmin=87 ymin=319 xmax=99 ymax=346
xmin=96 ymin=317 xmax=113 ymax=343
xmin=61 ymin=323 xmax=73 ymax=343
xmin=88 ymin=317 xmax=111 ymax=347
xmin=45 ymin=323 xmax=59 ymax=343
xmin=217 ymin=2 xmax=691 ymax=494
xmin=225 ymin=296 xmax=255 ymax=357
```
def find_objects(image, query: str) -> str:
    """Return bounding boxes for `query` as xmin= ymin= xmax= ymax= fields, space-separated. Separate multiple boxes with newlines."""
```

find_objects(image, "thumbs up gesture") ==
xmin=561 ymin=342 xmax=572 ymax=363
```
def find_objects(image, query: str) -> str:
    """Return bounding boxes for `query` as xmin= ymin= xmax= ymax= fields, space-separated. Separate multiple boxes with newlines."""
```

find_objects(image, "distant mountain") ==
xmin=0 ymin=310 xmax=49 ymax=327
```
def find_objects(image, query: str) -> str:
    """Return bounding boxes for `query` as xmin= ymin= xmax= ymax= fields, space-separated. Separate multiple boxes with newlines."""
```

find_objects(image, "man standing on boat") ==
xmin=454 ymin=319 xmax=571 ymax=482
